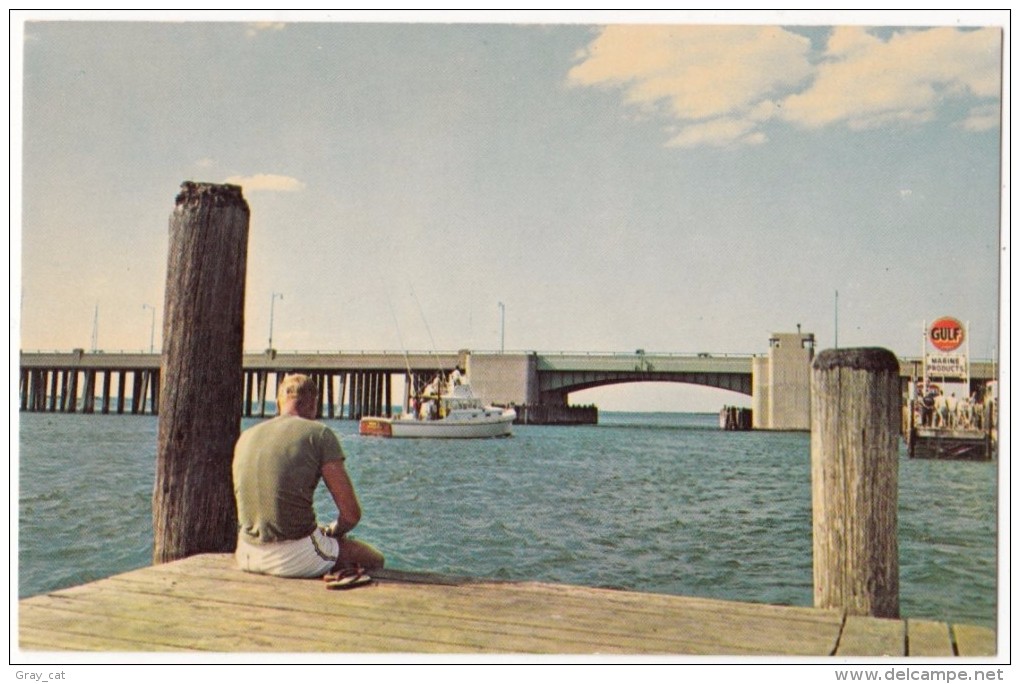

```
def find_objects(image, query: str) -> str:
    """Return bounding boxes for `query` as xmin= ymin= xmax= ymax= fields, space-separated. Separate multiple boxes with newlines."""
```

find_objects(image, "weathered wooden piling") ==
xmin=152 ymin=182 xmax=249 ymax=564
xmin=811 ymin=347 xmax=901 ymax=619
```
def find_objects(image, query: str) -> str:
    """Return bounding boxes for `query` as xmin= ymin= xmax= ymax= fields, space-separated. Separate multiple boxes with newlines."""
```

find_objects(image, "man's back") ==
xmin=233 ymin=415 xmax=344 ymax=544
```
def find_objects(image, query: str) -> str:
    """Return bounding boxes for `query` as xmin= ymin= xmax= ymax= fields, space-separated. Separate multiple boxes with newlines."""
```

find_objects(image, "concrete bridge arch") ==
xmin=535 ymin=370 xmax=753 ymax=406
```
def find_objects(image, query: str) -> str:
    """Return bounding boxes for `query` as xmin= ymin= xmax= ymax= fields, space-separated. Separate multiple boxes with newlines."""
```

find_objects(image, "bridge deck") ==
xmin=18 ymin=554 xmax=995 ymax=657
xmin=19 ymin=351 xmax=997 ymax=379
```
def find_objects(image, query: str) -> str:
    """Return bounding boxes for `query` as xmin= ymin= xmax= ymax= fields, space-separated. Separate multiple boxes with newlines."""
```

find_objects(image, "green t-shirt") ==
xmin=233 ymin=415 xmax=345 ymax=544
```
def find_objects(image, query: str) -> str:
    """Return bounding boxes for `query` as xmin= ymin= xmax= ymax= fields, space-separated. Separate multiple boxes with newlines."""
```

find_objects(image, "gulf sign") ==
xmin=928 ymin=317 xmax=965 ymax=352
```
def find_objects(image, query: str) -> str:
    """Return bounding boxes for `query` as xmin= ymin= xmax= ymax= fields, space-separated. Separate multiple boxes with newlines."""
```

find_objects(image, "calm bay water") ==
xmin=17 ymin=411 xmax=999 ymax=628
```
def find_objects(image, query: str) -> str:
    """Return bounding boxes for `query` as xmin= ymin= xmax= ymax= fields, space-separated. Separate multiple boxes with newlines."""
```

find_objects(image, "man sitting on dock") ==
xmin=232 ymin=374 xmax=384 ymax=578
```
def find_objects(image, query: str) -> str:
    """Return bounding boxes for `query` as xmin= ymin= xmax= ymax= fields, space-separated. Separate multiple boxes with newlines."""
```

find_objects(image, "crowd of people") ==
xmin=914 ymin=382 xmax=991 ymax=431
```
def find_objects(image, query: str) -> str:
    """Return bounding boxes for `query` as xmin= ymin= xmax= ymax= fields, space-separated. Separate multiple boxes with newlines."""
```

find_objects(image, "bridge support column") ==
xmin=150 ymin=369 xmax=161 ymax=415
xmin=258 ymin=371 xmax=269 ymax=418
xmin=326 ymin=373 xmax=335 ymax=418
xmin=29 ymin=370 xmax=45 ymax=412
xmin=338 ymin=373 xmax=348 ymax=419
xmin=82 ymin=370 xmax=96 ymax=414
xmin=101 ymin=371 xmax=112 ymax=414
xmin=350 ymin=372 xmax=361 ymax=420
xmin=48 ymin=371 xmax=59 ymax=412
xmin=385 ymin=373 xmax=392 ymax=417
xmin=117 ymin=372 xmax=126 ymax=414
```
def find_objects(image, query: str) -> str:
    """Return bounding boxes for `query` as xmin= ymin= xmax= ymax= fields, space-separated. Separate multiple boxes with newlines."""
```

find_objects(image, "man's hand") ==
xmin=322 ymin=460 xmax=363 ymax=534
xmin=324 ymin=519 xmax=347 ymax=539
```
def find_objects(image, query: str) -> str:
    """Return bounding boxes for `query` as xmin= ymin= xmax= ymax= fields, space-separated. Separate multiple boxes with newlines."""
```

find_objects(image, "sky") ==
xmin=12 ymin=11 xmax=1008 ymax=411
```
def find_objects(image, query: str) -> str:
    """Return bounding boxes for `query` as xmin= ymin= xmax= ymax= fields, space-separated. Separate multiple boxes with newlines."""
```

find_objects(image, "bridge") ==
xmin=19 ymin=335 xmax=997 ymax=429
xmin=533 ymin=351 xmax=755 ymax=401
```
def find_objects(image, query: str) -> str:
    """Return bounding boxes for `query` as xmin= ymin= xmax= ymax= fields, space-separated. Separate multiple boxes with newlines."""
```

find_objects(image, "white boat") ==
xmin=359 ymin=375 xmax=516 ymax=439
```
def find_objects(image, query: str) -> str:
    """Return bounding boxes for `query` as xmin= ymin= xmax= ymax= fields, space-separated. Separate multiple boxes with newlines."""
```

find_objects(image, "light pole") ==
xmin=142 ymin=304 xmax=156 ymax=353
xmin=268 ymin=292 xmax=283 ymax=350
xmin=498 ymin=301 xmax=505 ymax=353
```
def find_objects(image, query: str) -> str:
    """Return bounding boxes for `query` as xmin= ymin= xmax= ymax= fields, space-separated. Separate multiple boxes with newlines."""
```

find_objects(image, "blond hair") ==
xmin=276 ymin=374 xmax=318 ymax=411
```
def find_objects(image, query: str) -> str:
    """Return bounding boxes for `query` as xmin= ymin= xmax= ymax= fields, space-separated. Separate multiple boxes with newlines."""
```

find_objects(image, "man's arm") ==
xmin=321 ymin=460 xmax=363 ymax=536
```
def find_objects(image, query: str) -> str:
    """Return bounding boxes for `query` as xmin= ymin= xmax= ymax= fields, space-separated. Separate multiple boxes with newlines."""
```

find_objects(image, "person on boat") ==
xmin=232 ymin=373 xmax=384 ymax=578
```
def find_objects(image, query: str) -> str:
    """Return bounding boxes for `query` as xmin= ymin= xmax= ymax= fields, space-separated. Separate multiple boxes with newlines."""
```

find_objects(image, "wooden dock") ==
xmin=17 ymin=554 xmax=995 ymax=657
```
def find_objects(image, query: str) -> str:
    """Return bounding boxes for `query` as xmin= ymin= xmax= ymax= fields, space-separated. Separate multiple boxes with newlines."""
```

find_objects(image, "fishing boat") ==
xmin=359 ymin=372 xmax=516 ymax=439
xmin=904 ymin=317 xmax=997 ymax=461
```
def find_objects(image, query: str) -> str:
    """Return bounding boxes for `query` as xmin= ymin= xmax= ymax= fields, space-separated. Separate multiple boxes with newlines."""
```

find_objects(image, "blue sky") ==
xmin=13 ymin=11 xmax=1007 ymax=410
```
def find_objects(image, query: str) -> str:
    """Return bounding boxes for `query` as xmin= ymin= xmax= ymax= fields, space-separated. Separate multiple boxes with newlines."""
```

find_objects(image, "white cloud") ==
xmin=223 ymin=173 xmax=305 ymax=193
xmin=961 ymin=104 xmax=1001 ymax=132
xmin=781 ymin=27 xmax=1001 ymax=130
xmin=568 ymin=25 xmax=1002 ymax=149
xmin=666 ymin=117 xmax=767 ymax=149
xmin=569 ymin=25 xmax=812 ymax=121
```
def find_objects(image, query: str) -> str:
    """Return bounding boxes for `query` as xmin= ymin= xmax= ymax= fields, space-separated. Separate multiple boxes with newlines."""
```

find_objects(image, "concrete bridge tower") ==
xmin=752 ymin=331 xmax=815 ymax=430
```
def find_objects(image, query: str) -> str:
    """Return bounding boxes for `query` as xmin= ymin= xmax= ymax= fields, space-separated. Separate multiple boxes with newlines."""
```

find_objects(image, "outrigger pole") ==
xmin=385 ymin=290 xmax=416 ymax=413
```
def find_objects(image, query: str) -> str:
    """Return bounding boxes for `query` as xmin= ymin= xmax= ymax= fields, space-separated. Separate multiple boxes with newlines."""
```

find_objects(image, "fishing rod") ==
xmin=409 ymin=286 xmax=449 ymax=390
xmin=384 ymin=287 xmax=417 ymax=413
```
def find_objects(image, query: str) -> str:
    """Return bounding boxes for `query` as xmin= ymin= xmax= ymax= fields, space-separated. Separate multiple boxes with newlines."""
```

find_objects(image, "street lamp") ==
xmin=142 ymin=304 xmax=155 ymax=353
xmin=268 ymin=292 xmax=284 ymax=351
xmin=498 ymin=301 xmax=505 ymax=353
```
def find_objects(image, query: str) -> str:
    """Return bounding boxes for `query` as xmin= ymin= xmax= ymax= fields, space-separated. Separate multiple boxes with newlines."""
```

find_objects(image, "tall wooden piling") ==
xmin=811 ymin=348 xmax=901 ymax=619
xmin=153 ymin=182 xmax=249 ymax=564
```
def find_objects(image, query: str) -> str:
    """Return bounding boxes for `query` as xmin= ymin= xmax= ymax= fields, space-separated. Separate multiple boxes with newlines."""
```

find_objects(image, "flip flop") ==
xmin=324 ymin=566 xmax=372 ymax=590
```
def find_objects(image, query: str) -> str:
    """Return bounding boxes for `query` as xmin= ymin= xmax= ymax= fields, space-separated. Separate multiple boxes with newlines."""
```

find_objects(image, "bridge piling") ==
xmin=101 ymin=371 xmax=111 ymax=414
xmin=24 ymin=369 xmax=36 ymax=411
xmin=258 ymin=371 xmax=269 ymax=417
xmin=48 ymin=371 xmax=59 ymax=412
xmin=83 ymin=370 xmax=97 ymax=414
xmin=117 ymin=372 xmax=126 ymax=414
xmin=67 ymin=372 xmax=74 ymax=411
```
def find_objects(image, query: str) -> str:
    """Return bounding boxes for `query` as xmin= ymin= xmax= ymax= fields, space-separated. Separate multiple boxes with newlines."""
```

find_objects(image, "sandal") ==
xmin=324 ymin=565 xmax=372 ymax=590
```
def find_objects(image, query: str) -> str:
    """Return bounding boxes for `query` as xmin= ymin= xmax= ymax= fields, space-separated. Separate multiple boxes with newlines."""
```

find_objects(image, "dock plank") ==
xmin=18 ymin=624 xmax=189 ymax=652
xmin=953 ymin=624 xmax=997 ymax=657
xmin=17 ymin=554 xmax=992 ymax=656
xmin=907 ymin=619 xmax=954 ymax=657
xmin=833 ymin=615 xmax=905 ymax=657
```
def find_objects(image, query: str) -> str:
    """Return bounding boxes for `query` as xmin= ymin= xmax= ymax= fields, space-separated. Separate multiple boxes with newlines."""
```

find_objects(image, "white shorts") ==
xmin=235 ymin=528 xmax=339 ymax=578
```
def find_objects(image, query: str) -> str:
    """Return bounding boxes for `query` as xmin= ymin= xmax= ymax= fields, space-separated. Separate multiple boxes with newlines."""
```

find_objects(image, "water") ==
xmin=17 ymin=411 xmax=999 ymax=628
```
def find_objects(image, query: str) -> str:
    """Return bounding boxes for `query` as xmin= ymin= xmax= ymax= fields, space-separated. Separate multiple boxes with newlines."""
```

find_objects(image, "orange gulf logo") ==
xmin=929 ymin=317 xmax=965 ymax=352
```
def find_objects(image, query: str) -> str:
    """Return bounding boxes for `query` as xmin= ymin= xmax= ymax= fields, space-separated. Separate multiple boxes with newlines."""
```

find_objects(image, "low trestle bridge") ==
xmin=19 ymin=349 xmax=996 ymax=422
xmin=19 ymin=350 xmax=460 ymax=419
